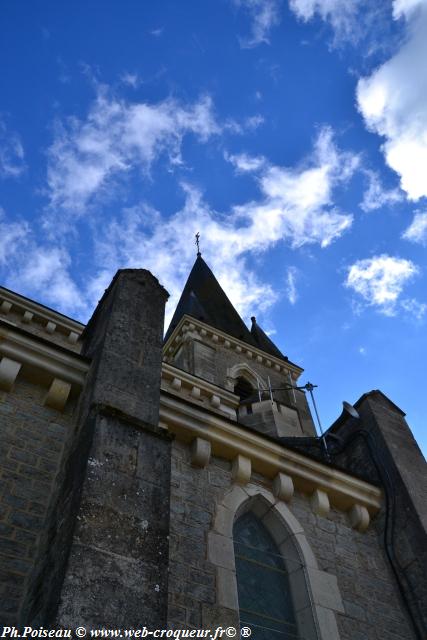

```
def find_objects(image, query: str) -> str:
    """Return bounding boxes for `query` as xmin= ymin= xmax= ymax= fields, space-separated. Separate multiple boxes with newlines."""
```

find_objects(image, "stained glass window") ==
xmin=233 ymin=512 xmax=299 ymax=639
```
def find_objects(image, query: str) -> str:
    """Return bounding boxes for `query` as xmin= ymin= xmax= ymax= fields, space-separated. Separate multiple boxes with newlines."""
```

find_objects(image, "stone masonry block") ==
xmin=231 ymin=454 xmax=251 ymax=485
xmin=311 ymin=488 xmax=330 ymax=517
xmin=191 ymin=437 xmax=211 ymax=468
xmin=44 ymin=378 xmax=72 ymax=412
xmin=273 ymin=472 xmax=294 ymax=502
xmin=207 ymin=531 xmax=235 ymax=569
xmin=0 ymin=358 xmax=22 ymax=392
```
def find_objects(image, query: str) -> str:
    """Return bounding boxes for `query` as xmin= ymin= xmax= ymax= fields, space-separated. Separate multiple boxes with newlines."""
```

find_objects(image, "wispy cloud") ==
xmin=225 ymin=151 xmax=266 ymax=173
xmin=87 ymin=127 xmax=359 ymax=326
xmin=6 ymin=245 xmax=86 ymax=315
xmin=120 ymin=72 xmax=141 ymax=88
xmin=226 ymin=126 xmax=359 ymax=249
xmin=360 ymin=169 xmax=403 ymax=212
xmin=400 ymin=297 xmax=426 ymax=321
xmin=345 ymin=254 xmax=421 ymax=316
xmin=150 ymin=27 xmax=164 ymax=37
xmin=234 ymin=0 xmax=281 ymax=48
xmin=0 ymin=208 xmax=29 ymax=265
xmin=288 ymin=0 xmax=390 ymax=48
xmin=0 ymin=206 xmax=85 ymax=316
xmin=0 ymin=120 xmax=26 ymax=178
xmin=285 ymin=266 xmax=298 ymax=304
xmin=357 ymin=3 xmax=427 ymax=200
xmin=46 ymin=89 xmax=222 ymax=215
xmin=402 ymin=211 xmax=427 ymax=245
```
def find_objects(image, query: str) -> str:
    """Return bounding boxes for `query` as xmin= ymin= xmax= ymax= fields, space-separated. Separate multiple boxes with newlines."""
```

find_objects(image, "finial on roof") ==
xmin=195 ymin=232 xmax=201 ymax=256
xmin=251 ymin=316 xmax=256 ymax=324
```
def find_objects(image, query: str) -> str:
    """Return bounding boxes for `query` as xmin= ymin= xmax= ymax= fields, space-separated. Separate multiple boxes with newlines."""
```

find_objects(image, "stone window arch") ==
xmin=226 ymin=363 xmax=265 ymax=396
xmin=208 ymin=484 xmax=344 ymax=640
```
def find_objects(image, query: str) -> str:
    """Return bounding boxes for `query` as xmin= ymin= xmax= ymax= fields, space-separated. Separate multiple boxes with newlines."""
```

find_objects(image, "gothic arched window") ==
xmin=233 ymin=512 xmax=298 ymax=639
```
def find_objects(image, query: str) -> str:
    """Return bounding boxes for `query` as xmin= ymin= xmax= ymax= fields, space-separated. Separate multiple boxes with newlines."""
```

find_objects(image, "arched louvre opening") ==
xmin=234 ymin=376 xmax=255 ymax=403
xmin=233 ymin=512 xmax=299 ymax=639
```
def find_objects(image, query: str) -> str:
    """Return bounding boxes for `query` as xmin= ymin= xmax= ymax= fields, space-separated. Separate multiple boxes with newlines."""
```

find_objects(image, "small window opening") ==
xmin=234 ymin=377 xmax=254 ymax=402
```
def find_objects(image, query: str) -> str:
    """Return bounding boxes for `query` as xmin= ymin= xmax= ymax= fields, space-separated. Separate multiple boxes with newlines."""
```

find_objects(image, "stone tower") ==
xmin=0 ymin=256 xmax=426 ymax=639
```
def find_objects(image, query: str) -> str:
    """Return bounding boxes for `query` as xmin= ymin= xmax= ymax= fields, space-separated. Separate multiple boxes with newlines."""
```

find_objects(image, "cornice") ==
xmin=159 ymin=391 xmax=382 ymax=519
xmin=0 ymin=320 xmax=89 ymax=387
xmin=163 ymin=314 xmax=303 ymax=379
xmin=0 ymin=314 xmax=381 ymax=526
xmin=0 ymin=286 xmax=84 ymax=342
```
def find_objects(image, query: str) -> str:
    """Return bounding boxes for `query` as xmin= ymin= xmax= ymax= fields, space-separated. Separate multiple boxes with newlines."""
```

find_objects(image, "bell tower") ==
xmin=163 ymin=254 xmax=316 ymax=439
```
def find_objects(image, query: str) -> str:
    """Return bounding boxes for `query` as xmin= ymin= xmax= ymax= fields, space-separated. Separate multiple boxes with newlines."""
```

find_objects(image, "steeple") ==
xmin=250 ymin=316 xmax=285 ymax=360
xmin=165 ymin=255 xmax=287 ymax=361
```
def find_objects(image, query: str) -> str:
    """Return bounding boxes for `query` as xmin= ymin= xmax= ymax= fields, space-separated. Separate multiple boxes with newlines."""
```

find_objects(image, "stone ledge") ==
xmin=0 ymin=320 xmax=89 ymax=388
xmin=0 ymin=286 xmax=84 ymax=338
xmin=159 ymin=393 xmax=382 ymax=521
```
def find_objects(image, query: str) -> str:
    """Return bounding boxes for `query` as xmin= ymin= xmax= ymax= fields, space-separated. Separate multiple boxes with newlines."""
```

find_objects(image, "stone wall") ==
xmin=168 ymin=441 xmax=236 ymax=630
xmin=330 ymin=391 xmax=427 ymax=638
xmin=167 ymin=438 xmax=416 ymax=639
xmin=0 ymin=377 xmax=76 ymax=624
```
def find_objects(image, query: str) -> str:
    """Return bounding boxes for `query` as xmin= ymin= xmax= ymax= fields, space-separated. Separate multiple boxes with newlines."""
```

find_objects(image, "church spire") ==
xmin=164 ymin=255 xmax=287 ymax=362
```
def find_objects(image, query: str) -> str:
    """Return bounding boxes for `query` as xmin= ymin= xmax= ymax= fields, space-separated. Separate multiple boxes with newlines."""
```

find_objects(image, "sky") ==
xmin=1 ymin=0 xmax=426 ymax=455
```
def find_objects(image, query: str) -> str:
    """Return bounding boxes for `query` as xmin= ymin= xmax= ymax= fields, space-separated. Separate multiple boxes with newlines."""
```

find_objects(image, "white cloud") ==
xmin=46 ymin=90 xmax=221 ymax=214
xmin=225 ymin=151 xmax=266 ymax=172
xmin=245 ymin=114 xmax=265 ymax=129
xmin=227 ymin=128 xmax=359 ymax=252
xmin=357 ymin=4 xmax=427 ymax=200
xmin=6 ymin=246 xmax=86 ymax=315
xmin=120 ymin=72 xmax=141 ymax=88
xmin=247 ymin=126 xmax=358 ymax=248
xmin=0 ymin=208 xmax=29 ymax=264
xmin=88 ymin=194 xmax=278 ymax=327
xmin=393 ymin=0 xmax=425 ymax=20
xmin=0 ymin=120 xmax=25 ymax=178
xmin=400 ymin=297 xmax=426 ymax=320
xmin=289 ymin=0 xmax=368 ymax=45
xmin=88 ymin=127 xmax=358 ymax=326
xmin=345 ymin=254 xmax=419 ymax=315
xmin=150 ymin=27 xmax=164 ymax=37
xmin=234 ymin=0 xmax=281 ymax=47
xmin=402 ymin=211 xmax=427 ymax=245
xmin=360 ymin=170 xmax=403 ymax=211
xmin=285 ymin=266 xmax=298 ymax=304
xmin=0 ymin=207 xmax=84 ymax=316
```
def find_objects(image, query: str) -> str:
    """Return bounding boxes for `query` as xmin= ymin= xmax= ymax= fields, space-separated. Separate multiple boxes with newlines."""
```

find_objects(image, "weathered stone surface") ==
xmin=57 ymin=415 xmax=171 ymax=628
xmin=0 ymin=379 xmax=76 ymax=625
xmin=55 ymin=270 xmax=170 ymax=628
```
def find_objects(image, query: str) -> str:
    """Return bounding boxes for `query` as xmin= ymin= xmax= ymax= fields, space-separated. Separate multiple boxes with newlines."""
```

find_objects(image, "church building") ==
xmin=0 ymin=254 xmax=426 ymax=639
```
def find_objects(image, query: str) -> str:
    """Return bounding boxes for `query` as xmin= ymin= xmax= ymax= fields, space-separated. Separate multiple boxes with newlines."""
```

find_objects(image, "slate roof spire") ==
xmin=165 ymin=255 xmax=288 ymax=362
xmin=250 ymin=316 xmax=284 ymax=360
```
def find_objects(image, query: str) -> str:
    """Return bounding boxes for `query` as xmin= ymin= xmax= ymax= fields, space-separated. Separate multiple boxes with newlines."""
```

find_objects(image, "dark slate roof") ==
xmin=250 ymin=316 xmax=285 ymax=359
xmin=164 ymin=255 xmax=287 ymax=361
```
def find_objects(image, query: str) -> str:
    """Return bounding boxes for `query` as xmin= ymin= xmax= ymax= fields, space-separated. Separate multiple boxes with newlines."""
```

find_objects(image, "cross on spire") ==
xmin=195 ymin=232 xmax=201 ymax=256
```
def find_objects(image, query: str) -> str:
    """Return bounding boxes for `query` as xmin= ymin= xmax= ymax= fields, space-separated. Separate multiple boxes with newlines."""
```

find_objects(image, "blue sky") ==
xmin=1 ymin=0 xmax=426 ymax=455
